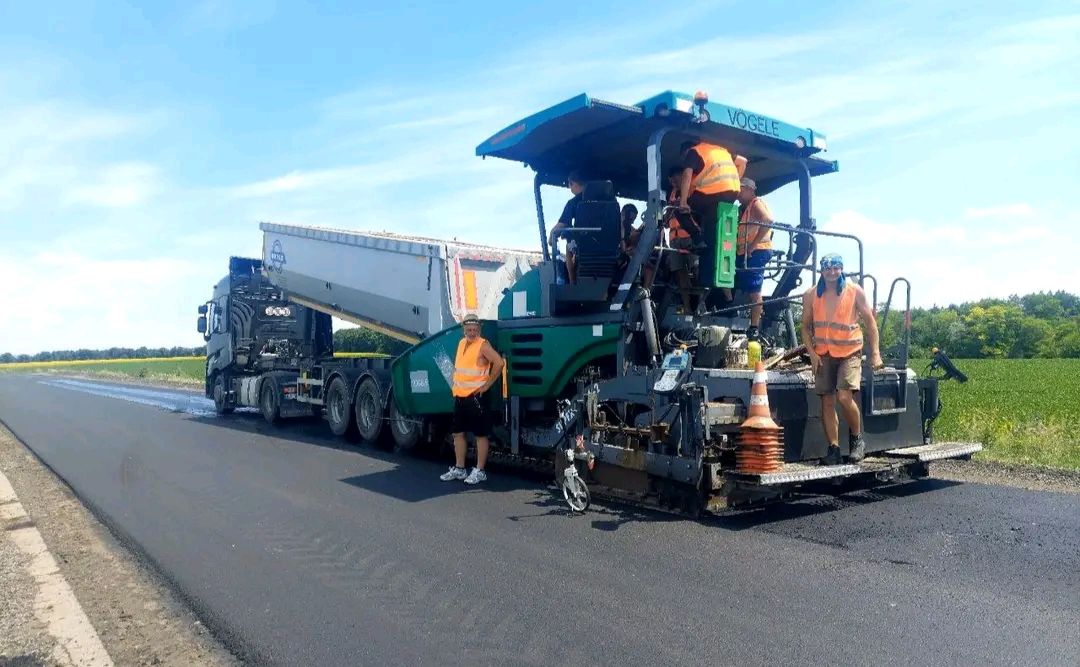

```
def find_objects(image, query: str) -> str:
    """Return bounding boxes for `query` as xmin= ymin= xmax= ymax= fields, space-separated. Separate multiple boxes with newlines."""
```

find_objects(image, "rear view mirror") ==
xmin=198 ymin=304 xmax=208 ymax=315
xmin=197 ymin=315 xmax=207 ymax=334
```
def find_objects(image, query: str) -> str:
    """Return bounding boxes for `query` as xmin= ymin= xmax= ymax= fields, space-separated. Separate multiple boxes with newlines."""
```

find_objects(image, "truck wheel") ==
xmin=325 ymin=376 xmax=358 ymax=438
xmin=354 ymin=378 xmax=385 ymax=445
xmin=260 ymin=380 xmax=280 ymax=425
xmin=389 ymin=391 xmax=424 ymax=453
xmin=213 ymin=375 xmax=234 ymax=415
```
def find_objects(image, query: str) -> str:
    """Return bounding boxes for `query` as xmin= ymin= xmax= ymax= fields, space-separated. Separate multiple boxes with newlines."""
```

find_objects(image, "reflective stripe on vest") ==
xmin=811 ymin=284 xmax=863 ymax=357
xmin=737 ymin=196 xmax=773 ymax=253
xmin=690 ymin=143 xmax=740 ymax=195
xmin=452 ymin=336 xmax=491 ymax=397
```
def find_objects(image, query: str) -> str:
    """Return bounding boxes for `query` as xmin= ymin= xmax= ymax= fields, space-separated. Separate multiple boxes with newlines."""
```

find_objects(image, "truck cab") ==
xmin=197 ymin=256 xmax=332 ymax=414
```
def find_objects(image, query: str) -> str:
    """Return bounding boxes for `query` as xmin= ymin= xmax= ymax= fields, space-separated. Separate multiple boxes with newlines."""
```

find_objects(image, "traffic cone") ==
xmin=736 ymin=361 xmax=784 ymax=473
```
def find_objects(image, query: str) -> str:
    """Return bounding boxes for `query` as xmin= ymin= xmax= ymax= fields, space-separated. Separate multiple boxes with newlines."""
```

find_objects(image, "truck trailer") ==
xmin=198 ymin=90 xmax=981 ymax=514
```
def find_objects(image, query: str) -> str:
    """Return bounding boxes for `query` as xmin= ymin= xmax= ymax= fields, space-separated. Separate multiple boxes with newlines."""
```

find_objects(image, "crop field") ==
xmin=929 ymin=358 xmax=1080 ymax=469
xmin=0 ymin=357 xmax=207 ymax=381
xmin=0 ymin=353 xmax=388 ymax=387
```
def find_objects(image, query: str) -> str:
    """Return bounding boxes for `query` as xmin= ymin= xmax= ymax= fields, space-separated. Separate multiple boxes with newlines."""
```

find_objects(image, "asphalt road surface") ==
xmin=1 ymin=375 xmax=1077 ymax=666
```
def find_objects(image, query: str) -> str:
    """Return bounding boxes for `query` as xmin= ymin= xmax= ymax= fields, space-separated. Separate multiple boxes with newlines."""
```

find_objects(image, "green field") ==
xmin=930 ymin=358 xmax=1080 ymax=469
xmin=0 ymin=357 xmax=207 ymax=385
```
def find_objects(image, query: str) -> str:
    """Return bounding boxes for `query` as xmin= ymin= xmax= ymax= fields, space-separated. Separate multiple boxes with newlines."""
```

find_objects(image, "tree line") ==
xmin=4 ymin=291 xmax=1077 ymax=363
xmin=877 ymin=291 xmax=1080 ymax=358
xmin=0 ymin=346 xmax=208 ymax=365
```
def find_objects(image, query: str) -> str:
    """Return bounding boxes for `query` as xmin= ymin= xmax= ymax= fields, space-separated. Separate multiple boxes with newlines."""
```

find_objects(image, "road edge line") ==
xmin=0 ymin=469 xmax=114 ymax=667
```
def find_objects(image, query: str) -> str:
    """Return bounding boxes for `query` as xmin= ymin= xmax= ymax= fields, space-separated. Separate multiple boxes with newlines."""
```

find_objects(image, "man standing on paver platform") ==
xmin=801 ymin=253 xmax=882 ymax=466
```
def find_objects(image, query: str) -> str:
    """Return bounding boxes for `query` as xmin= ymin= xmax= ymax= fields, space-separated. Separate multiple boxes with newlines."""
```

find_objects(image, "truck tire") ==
xmin=354 ymin=378 xmax=385 ymax=445
xmin=325 ymin=376 xmax=358 ymax=438
xmin=389 ymin=390 xmax=424 ymax=452
xmin=260 ymin=379 xmax=281 ymax=425
xmin=213 ymin=374 xmax=234 ymax=415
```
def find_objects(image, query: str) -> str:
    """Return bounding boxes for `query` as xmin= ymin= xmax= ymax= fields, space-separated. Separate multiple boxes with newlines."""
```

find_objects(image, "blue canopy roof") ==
xmin=477 ymin=91 xmax=838 ymax=199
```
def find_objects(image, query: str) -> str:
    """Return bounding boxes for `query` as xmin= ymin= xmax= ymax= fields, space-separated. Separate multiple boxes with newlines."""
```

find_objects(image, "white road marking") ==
xmin=0 ymin=470 xmax=114 ymax=666
xmin=40 ymin=378 xmax=218 ymax=417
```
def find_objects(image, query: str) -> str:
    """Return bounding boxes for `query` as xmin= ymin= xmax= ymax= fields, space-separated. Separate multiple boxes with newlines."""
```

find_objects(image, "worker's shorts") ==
xmin=452 ymin=394 xmax=491 ymax=437
xmin=815 ymin=353 xmax=862 ymax=395
xmin=734 ymin=250 xmax=771 ymax=292
xmin=666 ymin=236 xmax=698 ymax=272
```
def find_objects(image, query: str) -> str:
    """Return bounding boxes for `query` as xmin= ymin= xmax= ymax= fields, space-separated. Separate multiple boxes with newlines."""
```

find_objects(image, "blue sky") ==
xmin=1 ymin=0 xmax=1078 ymax=354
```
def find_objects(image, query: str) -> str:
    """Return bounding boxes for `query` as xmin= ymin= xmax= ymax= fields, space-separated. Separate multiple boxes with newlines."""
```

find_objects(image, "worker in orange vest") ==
xmin=735 ymin=177 xmax=773 ymax=340
xmin=440 ymin=313 xmax=505 ymax=485
xmin=674 ymin=140 xmax=747 ymax=285
xmin=665 ymin=167 xmax=697 ymax=311
xmin=800 ymin=254 xmax=882 ymax=465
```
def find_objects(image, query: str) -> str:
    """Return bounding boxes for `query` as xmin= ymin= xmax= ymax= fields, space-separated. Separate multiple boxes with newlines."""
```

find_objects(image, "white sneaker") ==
xmin=463 ymin=467 xmax=488 ymax=485
xmin=440 ymin=466 xmax=468 ymax=481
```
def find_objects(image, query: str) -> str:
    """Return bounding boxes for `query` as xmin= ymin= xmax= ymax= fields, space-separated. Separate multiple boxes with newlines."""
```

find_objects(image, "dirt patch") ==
xmin=931 ymin=458 xmax=1080 ymax=495
xmin=0 ymin=424 xmax=236 ymax=667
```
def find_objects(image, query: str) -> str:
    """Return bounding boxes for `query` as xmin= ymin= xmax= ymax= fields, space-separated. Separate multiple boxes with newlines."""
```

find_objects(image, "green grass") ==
xmin=928 ymin=358 xmax=1080 ymax=470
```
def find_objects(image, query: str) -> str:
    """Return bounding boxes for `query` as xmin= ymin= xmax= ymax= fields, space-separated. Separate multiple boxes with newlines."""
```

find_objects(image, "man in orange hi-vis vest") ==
xmin=675 ymin=140 xmax=747 ymax=286
xmin=801 ymin=254 xmax=882 ymax=466
xmin=439 ymin=313 xmax=505 ymax=485
xmin=735 ymin=177 xmax=773 ymax=340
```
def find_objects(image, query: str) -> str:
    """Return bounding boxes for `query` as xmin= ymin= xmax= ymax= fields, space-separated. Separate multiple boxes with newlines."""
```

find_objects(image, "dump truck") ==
xmin=198 ymin=90 xmax=981 ymax=513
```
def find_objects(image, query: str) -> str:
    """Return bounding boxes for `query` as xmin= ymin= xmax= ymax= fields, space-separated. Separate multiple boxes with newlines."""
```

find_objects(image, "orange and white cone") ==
xmin=736 ymin=361 xmax=784 ymax=473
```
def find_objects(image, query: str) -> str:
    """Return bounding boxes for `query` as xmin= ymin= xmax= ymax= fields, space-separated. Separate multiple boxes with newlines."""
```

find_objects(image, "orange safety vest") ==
xmin=689 ymin=143 xmax=740 ymax=196
xmin=665 ymin=190 xmax=691 ymax=240
xmin=812 ymin=284 xmax=864 ymax=358
xmin=737 ymin=196 xmax=773 ymax=254
xmin=452 ymin=336 xmax=491 ymax=397
xmin=668 ymin=217 xmax=691 ymax=240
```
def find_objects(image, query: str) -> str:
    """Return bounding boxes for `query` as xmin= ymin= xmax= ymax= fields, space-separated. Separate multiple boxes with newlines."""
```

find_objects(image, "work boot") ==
xmin=848 ymin=433 xmax=866 ymax=462
xmin=821 ymin=445 xmax=843 ymax=466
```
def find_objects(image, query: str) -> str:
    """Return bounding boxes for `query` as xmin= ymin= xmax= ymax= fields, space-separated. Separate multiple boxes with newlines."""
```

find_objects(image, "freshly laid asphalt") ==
xmin=0 ymin=375 xmax=1076 ymax=666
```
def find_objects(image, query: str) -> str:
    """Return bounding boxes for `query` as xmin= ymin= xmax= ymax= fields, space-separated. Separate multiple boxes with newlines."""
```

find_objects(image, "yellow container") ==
xmin=747 ymin=340 xmax=762 ymax=369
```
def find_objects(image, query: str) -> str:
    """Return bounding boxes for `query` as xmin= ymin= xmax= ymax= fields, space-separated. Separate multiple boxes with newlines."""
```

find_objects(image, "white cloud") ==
xmin=0 ymin=249 xmax=212 ymax=354
xmin=65 ymin=162 xmax=160 ymax=208
xmin=963 ymin=204 xmax=1035 ymax=220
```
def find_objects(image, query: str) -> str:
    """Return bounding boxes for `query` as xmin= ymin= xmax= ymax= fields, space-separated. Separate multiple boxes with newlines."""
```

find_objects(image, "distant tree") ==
xmin=333 ymin=327 xmax=410 ymax=356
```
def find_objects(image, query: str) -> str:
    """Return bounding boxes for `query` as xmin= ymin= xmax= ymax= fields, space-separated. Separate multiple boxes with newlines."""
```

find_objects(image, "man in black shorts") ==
xmin=440 ymin=314 xmax=505 ymax=484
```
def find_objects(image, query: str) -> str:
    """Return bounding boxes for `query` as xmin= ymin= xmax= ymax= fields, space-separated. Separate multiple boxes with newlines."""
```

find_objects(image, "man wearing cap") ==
xmin=801 ymin=254 xmax=882 ymax=465
xmin=440 ymin=314 xmax=505 ymax=484
xmin=735 ymin=177 xmax=773 ymax=340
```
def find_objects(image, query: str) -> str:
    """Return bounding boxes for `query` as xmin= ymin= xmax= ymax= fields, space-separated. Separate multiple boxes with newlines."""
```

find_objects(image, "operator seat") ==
xmin=548 ymin=180 xmax=622 ymax=314
xmin=573 ymin=180 xmax=621 ymax=279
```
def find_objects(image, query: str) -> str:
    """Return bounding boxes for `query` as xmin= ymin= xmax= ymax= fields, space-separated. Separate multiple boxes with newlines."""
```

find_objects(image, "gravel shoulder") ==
xmin=0 ymin=422 xmax=236 ymax=667
xmin=931 ymin=458 xmax=1080 ymax=495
